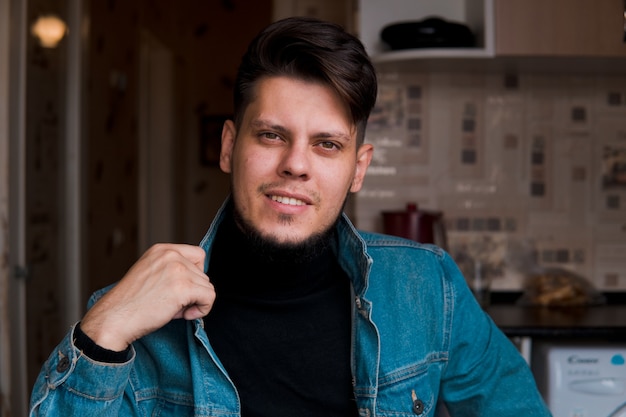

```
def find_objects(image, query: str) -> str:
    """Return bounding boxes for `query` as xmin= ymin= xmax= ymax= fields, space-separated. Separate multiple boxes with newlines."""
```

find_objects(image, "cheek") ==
xmin=320 ymin=165 xmax=356 ymax=199
xmin=242 ymin=148 xmax=275 ymax=173
xmin=232 ymin=152 xmax=275 ymax=198
xmin=233 ymin=151 xmax=261 ymax=181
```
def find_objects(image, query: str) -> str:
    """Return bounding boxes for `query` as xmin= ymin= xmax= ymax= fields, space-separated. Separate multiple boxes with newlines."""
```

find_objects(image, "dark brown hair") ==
xmin=233 ymin=16 xmax=377 ymax=145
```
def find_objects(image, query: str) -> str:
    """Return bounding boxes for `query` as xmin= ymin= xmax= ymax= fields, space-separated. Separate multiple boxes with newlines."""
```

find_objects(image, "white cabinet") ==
xmin=358 ymin=0 xmax=495 ymax=62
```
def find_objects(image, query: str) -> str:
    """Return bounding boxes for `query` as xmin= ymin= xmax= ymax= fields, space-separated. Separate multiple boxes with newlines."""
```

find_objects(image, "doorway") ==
xmin=138 ymin=31 xmax=176 ymax=251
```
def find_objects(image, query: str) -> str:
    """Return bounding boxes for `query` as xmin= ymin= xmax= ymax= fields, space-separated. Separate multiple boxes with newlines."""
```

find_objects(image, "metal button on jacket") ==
xmin=411 ymin=390 xmax=424 ymax=415
xmin=412 ymin=399 xmax=424 ymax=415
xmin=56 ymin=356 xmax=70 ymax=373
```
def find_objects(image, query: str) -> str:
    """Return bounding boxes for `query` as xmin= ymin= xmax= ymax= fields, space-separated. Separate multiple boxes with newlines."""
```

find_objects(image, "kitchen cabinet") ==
xmin=495 ymin=0 xmax=626 ymax=57
xmin=358 ymin=0 xmax=495 ymax=61
xmin=358 ymin=0 xmax=626 ymax=63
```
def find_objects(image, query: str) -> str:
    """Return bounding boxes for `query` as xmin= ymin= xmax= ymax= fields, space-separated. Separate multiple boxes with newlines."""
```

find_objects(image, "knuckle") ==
xmin=148 ymin=242 xmax=168 ymax=253
xmin=191 ymin=245 xmax=205 ymax=255
xmin=164 ymin=259 xmax=189 ymax=276
xmin=157 ymin=248 xmax=184 ymax=264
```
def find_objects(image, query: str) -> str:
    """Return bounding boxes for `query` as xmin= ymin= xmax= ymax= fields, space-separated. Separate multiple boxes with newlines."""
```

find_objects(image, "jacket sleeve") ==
xmin=29 ymin=323 xmax=136 ymax=417
xmin=438 ymin=252 xmax=552 ymax=417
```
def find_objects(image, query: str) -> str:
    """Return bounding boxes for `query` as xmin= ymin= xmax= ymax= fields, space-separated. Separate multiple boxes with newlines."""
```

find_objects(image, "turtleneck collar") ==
xmin=207 ymin=203 xmax=341 ymax=299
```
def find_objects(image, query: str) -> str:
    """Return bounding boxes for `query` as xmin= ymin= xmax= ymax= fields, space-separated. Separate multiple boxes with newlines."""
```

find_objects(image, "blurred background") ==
xmin=2 ymin=1 xmax=626 ymax=416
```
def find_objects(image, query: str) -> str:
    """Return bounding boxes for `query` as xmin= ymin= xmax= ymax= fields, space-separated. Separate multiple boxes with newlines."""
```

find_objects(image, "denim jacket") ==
xmin=30 ymin=201 xmax=551 ymax=416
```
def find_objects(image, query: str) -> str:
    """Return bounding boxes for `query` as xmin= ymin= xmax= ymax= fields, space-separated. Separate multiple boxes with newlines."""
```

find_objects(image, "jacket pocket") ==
xmin=375 ymin=360 xmax=443 ymax=417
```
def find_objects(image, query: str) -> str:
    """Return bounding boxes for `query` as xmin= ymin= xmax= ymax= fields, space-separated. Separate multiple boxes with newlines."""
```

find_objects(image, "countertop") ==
xmin=484 ymin=292 xmax=626 ymax=340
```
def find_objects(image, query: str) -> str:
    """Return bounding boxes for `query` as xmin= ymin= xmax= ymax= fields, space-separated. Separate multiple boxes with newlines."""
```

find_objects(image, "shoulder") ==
xmin=358 ymin=230 xmax=446 ymax=260
xmin=357 ymin=231 xmax=453 ymax=284
xmin=355 ymin=231 xmax=465 ymax=297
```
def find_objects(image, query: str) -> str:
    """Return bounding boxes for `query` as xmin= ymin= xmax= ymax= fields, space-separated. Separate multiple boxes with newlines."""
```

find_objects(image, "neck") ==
xmin=208 ymin=205 xmax=339 ymax=297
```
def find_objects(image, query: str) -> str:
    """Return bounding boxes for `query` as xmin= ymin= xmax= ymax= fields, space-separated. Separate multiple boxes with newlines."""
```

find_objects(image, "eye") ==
xmin=318 ymin=141 xmax=340 ymax=151
xmin=260 ymin=132 xmax=281 ymax=140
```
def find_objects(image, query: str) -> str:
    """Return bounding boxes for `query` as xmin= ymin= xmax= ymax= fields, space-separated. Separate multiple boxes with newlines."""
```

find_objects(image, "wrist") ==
xmin=80 ymin=313 xmax=131 ymax=352
xmin=74 ymin=322 xmax=131 ymax=363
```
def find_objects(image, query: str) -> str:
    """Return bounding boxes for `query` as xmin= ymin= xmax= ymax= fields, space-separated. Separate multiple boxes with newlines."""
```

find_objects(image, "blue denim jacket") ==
xmin=30 ymin=201 xmax=551 ymax=416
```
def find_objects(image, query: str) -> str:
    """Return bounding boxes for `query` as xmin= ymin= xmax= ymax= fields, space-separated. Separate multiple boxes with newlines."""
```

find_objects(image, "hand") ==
xmin=80 ymin=243 xmax=216 ymax=351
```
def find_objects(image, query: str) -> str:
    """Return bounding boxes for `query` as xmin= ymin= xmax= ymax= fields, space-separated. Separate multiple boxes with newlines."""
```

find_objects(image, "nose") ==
xmin=278 ymin=141 xmax=310 ymax=180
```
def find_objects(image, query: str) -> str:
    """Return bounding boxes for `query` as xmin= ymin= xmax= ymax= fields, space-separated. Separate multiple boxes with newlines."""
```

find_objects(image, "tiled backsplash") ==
xmin=355 ymin=69 xmax=626 ymax=291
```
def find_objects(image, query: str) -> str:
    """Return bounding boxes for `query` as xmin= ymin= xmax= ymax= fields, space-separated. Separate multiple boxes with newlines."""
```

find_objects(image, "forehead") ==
xmin=243 ymin=76 xmax=354 ymax=129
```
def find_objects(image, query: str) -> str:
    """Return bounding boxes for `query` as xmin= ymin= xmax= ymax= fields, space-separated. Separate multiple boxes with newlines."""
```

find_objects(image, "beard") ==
xmin=231 ymin=199 xmax=346 ymax=265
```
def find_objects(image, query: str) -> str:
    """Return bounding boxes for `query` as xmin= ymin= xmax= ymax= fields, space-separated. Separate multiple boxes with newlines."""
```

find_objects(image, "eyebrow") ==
xmin=250 ymin=119 xmax=289 ymax=135
xmin=250 ymin=119 xmax=353 ymax=143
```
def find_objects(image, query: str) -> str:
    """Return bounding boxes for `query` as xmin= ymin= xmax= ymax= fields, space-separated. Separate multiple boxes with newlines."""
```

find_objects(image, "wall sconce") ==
xmin=31 ymin=14 xmax=68 ymax=48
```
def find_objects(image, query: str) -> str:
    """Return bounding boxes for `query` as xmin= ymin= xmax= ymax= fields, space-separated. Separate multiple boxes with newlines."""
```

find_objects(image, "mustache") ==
xmin=257 ymin=182 xmax=322 ymax=205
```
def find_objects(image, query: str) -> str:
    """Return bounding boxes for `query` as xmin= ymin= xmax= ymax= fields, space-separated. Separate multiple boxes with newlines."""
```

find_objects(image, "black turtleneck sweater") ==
xmin=204 ymin=210 xmax=358 ymax=417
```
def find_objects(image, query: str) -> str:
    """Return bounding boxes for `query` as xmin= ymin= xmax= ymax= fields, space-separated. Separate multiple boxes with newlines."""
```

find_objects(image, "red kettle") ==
xmin=382 ymin=203 xmax=448 ymax=250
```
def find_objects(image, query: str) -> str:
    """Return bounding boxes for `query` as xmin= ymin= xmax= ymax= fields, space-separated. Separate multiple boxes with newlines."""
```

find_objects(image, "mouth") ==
xmin=269 ymin=195 xmax=307 ymax=206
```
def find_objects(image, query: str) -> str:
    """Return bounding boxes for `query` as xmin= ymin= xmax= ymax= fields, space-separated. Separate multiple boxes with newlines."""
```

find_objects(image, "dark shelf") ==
xmin=485 ymin=299 xmax=626 ymax=340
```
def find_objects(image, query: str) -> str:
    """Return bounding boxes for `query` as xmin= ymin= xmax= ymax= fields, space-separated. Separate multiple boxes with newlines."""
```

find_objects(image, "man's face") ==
xmin=220 ymin=76 xmax=373 ymax=245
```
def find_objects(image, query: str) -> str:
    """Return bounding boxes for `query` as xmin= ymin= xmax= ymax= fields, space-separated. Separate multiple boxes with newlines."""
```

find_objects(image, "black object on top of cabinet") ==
xmin=380 ymin=16 xmax=476 ymax=50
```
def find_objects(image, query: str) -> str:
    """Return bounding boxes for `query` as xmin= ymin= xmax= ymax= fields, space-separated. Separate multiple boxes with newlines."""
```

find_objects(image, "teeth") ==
xmin=271 ymin=195 xmax=306 ymax=206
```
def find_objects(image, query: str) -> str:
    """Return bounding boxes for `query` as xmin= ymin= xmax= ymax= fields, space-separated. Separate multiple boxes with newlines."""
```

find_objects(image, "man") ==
xmin=30 ymin=17 xmax=551 ymax=416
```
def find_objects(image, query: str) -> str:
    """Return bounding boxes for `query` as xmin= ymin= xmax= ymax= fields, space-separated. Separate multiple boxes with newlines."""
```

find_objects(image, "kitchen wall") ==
xmin=355 ymin=67 xmax=626 ymax=291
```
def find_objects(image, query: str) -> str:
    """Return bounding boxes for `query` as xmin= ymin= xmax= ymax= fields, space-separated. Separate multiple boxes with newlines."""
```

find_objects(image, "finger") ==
xmin=182 ymin=303 xmax=213 ymax=320
xmin=172 ymin=244 xmax=207 ymax=270
xmin=176 ymin=286 xmax=217 ymax=320
xmin=143 ymin=244 xmax=209 ymax=283
xmin=143 ymin=243 xmax=207 ymax=273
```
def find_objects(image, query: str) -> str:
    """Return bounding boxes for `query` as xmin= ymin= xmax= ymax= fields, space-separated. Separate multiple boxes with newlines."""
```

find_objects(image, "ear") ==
xmin=350 ymin=143 xmax=373 ymax=193
xmin=219 ymin=120 xmax=237 ymax=174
